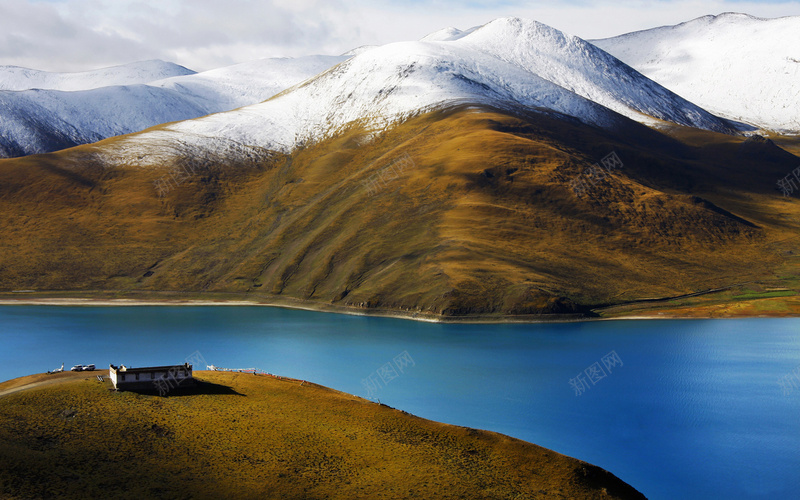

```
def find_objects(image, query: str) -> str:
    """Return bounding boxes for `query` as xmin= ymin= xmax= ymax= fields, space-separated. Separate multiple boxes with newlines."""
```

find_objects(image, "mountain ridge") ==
xmin=0 ymin=56 xmax=347 ymax=158
xmin=0 ymin=59 xmax=195 ymax=91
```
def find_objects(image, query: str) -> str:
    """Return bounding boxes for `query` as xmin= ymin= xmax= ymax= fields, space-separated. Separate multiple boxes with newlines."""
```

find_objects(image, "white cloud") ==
xmin=1 ymin=0 xmax=798 ymax=72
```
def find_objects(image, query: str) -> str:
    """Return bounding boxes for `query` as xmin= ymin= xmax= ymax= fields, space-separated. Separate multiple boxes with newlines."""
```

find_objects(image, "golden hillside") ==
xmin=0 ymin=106 xmax=798 ymax=319
xmin=0 ymin=370 xmax=646 ymax=499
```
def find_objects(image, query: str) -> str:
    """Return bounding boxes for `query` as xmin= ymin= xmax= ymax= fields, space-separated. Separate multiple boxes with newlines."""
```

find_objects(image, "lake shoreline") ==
xmin=1 ymin=292 xmax=797 ymax=323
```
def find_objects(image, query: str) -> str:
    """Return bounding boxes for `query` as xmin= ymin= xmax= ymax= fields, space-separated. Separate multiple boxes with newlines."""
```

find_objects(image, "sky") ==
xmin=1 ymin=0 xmax=799 ymax=72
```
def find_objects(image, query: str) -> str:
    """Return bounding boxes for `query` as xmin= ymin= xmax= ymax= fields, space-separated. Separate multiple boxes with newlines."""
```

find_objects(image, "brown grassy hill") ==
xmin=0 ymin=371 xmax=646 ymax=499
xmin=0 ymin=105 xmax=798 ymax=319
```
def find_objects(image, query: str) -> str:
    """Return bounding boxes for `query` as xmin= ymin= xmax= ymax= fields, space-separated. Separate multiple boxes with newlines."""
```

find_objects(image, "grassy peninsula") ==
xmin=0 ymin=370 xmax=646 ymax=499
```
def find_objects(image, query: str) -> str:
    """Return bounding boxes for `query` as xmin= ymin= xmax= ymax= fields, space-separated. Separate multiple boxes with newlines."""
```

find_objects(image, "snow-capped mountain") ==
xmin=0 ymin=56 xmax=347 ymax=157
xmin=0 ymin=60 xmax=194 ymax=91
xmin=592 ymin=13 xmax=800 ymax=133
xmin=110 ymin=17 xmax=736 ymax=163
xmin=451 ymin=18 xmax=734 ymax=131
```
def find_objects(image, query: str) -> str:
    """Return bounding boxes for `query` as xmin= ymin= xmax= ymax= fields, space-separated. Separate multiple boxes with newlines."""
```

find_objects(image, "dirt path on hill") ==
xmin=0 ymin=371 xmax=108 ymax=398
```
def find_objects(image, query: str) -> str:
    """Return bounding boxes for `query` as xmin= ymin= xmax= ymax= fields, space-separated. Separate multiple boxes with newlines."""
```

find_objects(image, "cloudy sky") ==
xmin=2 ymin=0 xmax=799 ymax=72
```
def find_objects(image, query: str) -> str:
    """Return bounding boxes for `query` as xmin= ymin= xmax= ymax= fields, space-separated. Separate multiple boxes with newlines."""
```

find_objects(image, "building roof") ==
xmin=110 ymin=363 xmax=192 ymax=374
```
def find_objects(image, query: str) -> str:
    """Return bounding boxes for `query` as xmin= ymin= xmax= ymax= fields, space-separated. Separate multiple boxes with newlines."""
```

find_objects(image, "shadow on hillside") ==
xmin=124 ymin=380 xmax=245 ymax=398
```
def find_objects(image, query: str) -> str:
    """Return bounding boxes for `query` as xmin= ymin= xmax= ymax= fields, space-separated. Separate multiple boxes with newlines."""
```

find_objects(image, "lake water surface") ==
xmin=1 ymin=306 xmax=798 ymax=499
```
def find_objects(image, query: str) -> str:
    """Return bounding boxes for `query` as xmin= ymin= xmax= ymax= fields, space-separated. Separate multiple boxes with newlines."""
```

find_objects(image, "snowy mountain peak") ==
xmin=449 ymin=17 xmax=734 ymax=132
xmin=462 ymin=16 xmax=569 ymax=41
xmin=592 ymin=13 xmax=800 ymax=133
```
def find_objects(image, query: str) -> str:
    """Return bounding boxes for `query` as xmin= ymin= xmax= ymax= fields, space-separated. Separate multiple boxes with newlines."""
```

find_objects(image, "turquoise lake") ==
xmin=1 ymin=306 xmax=798 ymax=499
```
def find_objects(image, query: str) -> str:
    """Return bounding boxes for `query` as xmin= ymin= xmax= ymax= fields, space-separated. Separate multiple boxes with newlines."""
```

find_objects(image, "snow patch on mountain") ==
xmin=592 ymin=13 xmax=800 ymax=133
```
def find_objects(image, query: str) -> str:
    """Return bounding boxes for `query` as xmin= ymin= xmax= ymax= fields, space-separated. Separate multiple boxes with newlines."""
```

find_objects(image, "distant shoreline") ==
xmin=0 ymin=293 xmax=797 ymax=323
xmin=0 ymin=296 xmax=590 ymax=324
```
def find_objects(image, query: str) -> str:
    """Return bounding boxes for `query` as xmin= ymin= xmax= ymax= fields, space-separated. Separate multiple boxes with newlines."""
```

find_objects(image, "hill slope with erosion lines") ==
xmin=1 ymin=106 xmax=798 ymax=319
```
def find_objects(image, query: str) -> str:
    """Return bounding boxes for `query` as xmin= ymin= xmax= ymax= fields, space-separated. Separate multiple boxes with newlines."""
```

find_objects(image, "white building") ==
xmin=109 ymin=363 xmax=194 ymax=393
